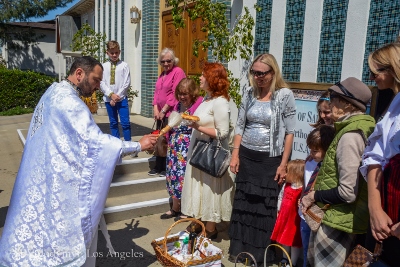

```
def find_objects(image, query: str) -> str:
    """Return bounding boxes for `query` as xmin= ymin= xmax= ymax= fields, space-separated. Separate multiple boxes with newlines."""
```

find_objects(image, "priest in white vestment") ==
xmin=0 ymin=56 xmax=156 ymax=267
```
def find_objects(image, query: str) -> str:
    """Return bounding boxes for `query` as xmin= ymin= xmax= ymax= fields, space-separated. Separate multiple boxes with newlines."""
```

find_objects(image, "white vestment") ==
xmin=0 ymin=81 xmax=139 ymax=266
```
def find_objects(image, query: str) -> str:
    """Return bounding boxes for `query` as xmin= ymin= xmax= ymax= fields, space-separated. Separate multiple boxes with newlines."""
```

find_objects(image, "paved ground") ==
xmin=0 ymin=113 xmax=282 ymax=267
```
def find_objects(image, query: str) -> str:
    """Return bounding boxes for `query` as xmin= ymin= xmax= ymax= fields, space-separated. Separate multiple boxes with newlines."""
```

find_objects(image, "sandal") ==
xmin=205 ymin=229 xmax=218 ymax=240
xmin=174 ymin=214 xmax=192 ymax=222
xmin=160 ymin=209 xmax=181 ymax=219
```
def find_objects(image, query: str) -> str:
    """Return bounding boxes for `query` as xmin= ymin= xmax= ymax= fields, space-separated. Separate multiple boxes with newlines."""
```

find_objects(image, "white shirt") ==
xmin=360 ymin=93 xmax=400 ymax=179
xmin=100 ymin=60 xmax=131 ymax=101
xmin=298 ymin=159 xmax=318 ymax=219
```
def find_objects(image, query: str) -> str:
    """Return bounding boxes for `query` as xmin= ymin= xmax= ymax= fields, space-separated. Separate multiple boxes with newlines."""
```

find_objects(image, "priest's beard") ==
xmin=78 ymin=76 xmax=94 ymax=97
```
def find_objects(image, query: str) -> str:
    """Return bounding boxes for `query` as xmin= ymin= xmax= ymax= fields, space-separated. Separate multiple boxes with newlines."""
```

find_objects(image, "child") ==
xmin=100 ymin=40 xmax=133 ymax=145
xmin=311 ymin=91 xmax=332 ymax=127
xmin=299 ymin=125 xmax=335 ymax=267
xmin=271 ymin=159 xmax=305 ymax=267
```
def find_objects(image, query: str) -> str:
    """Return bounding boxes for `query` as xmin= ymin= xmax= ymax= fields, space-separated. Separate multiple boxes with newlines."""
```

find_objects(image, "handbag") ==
xmin=154 ymin=135 xmax=168 ymax=157
xmin=189 ymin=131 xmax=231 ymax=178
xmin=148 ymin=120 xmax=168 ymax=157
xmin=344 ymin=242 xmax=389 ymax=267
xmin=303 ymin=175 xmax=330 ymax=232
xmin=303 ymin=203 xmax=330 ymax=232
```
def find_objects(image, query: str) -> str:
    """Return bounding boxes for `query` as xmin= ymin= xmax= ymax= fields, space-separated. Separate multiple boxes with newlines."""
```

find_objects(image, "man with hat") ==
xmin=301 ymin=77 xmax=376 ymax=267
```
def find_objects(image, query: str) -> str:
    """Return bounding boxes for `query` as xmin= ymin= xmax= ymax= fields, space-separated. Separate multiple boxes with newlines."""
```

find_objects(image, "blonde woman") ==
xmin=228 ymin=54 xmax=296 ymax=265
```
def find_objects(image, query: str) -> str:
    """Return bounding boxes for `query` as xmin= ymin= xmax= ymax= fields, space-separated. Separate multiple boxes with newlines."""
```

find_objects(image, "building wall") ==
xmin=252 ymin=0 xmax=400 ymax=84
xmin=5 ymin=28 xmax=59 ymax=78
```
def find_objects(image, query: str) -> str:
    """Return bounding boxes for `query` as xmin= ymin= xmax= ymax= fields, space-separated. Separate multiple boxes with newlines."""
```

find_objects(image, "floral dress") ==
xmin=165 ymin=106 xmax=193 ymax=199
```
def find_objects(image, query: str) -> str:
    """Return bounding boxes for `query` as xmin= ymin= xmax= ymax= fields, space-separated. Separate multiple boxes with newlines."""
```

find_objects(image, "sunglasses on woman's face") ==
xmin=250 ymin=69 xmax=272 ymax=78
xmin=369 ymin=67 xmax=387 ymax=79
xmin=161 ymin=59 xmax=173 ymax=64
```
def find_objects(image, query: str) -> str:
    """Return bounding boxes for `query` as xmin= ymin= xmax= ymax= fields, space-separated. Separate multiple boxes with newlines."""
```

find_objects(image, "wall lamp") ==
xmin=130 ymin=6 xmax=141 ymax=24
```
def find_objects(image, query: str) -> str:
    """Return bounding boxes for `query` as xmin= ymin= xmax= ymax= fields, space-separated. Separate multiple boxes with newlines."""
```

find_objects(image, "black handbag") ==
xmin=189 ymin=131 xmax=231 ymax=178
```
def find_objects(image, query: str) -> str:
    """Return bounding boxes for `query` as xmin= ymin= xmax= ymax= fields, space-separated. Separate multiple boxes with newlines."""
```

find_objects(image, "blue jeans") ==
xmin=300 ymin=218 xmax=311 ymax=267
xmin=105 ymin=98 xmax=131 ymax=141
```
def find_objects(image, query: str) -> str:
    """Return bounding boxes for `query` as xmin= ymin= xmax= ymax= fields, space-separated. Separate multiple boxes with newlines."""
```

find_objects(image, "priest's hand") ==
xmin=138 ymin=134 xmax=157 ymax=151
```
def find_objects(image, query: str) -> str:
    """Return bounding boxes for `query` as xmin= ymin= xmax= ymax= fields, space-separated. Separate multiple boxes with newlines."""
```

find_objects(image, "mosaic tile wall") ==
xmin=140 ymin=0 xmax=160 ymax=117
xmin=316 ymin=0 xmax=349 ymax=83
xmin=254 ymin=0 xmax=273 ymax=57
xmin=282 ymin=0 xmax=306 ymax=82
xmin=361 ymin=1 xmax=400 ymax=85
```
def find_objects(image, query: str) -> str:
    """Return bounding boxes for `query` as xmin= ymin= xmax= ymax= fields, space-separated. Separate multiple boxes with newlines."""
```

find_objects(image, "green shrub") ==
xmin=0 ymin=69 xmax=55 ymax=112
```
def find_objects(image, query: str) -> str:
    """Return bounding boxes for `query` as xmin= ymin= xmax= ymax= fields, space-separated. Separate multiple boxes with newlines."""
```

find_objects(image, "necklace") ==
xmin=65 ymin=79 xmax=82 ymax=96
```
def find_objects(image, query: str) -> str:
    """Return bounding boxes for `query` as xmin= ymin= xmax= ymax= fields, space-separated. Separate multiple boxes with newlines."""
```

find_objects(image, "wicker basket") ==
xmin=151 ymin=218 xmax=222 ymax=266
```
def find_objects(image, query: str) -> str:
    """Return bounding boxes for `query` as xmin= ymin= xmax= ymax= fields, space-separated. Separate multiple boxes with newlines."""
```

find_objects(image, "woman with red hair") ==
xmin=179 ymin=62 xmax=234 ymax=239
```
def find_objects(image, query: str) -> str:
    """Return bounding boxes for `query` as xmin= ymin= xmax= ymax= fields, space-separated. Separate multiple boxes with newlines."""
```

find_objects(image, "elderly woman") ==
xmin=228 ymin=53 xmax=296 ymax=265
xmin=150 ymin=48 xmax=186 ymax=176
xmin=301 ymin=77 xmax=375 ymax=267
xmin=360 ymin=42 xmax=400 ymax=267
xmin=179 ymin=62 xmax=234 ymax=239
xmin=160 ymin=78 xmax=203 ymax=219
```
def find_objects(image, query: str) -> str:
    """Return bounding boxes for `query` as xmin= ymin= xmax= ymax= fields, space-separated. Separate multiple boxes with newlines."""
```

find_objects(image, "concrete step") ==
xmin=104 ymin=189 xmax=170 ymax=223
xmin=115 ymin=155 xmax=156 ymax=175
xmin=108 ymin=175 xmax=167 ymax=198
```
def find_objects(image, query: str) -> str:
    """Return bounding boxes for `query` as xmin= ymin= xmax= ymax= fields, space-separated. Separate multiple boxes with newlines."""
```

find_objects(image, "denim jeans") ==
xmin=105 ymin=98 xmax=131 ymax=141
xmin=300 ymin=218 xmax=311 ymax=267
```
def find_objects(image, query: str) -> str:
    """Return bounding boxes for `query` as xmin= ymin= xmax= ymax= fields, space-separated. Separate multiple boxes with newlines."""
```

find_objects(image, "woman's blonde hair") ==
xmin=368 ymin=42 xmax=400 ymax=94
xmin=286 ymin=159 xmax=305 ymax=186
xmin=249 ymin=53 xmax=288 ymax=98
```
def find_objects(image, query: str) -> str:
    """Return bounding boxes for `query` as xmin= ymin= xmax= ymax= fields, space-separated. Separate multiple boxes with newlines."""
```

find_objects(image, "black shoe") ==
xmin=206 ymin=229 xmax=218 ymax=240
xmin=159 ymin=171 xmax=166 ymax=177
xmin=148 ymin=169 xmax=159 ymax=176
xmin=160 ymin=209 xmax=181 ymax=219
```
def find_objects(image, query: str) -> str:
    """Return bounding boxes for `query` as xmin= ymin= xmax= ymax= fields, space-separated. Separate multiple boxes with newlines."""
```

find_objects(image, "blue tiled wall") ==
xmin=361 ymin=1 xmax=400 ymax=85
xmin=254 ymin=0 xmax=273 ymax=57
xmin=282 ymin=0 xmax=306 ymax=82
xmin=140 ymin=0 xmax=160 ymax=117
xmin=317 ymin=0 xmax=349 ymax=83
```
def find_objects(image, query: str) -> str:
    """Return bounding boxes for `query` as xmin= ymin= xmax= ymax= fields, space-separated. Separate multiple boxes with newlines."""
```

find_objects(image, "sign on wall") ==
xmin=291 ymin=90 xmax=324 ymax=160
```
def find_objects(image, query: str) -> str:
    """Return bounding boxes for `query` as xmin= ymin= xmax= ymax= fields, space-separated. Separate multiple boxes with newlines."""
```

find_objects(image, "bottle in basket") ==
xmin=188 ymin=225 xmax=198 ymax=255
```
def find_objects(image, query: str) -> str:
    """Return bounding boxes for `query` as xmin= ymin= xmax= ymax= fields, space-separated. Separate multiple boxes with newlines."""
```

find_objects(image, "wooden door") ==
xmin=162 ymin=11 xmax=207 ymax=76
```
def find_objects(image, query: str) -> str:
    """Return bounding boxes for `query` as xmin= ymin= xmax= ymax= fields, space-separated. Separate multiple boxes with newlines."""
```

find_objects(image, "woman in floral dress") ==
xmin=160 ymin=78 xmax=203 ymax=219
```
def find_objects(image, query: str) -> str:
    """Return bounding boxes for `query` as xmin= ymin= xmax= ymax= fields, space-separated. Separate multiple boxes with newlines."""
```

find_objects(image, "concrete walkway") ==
xmin=0 ymin=113 xmax=281 ymax=267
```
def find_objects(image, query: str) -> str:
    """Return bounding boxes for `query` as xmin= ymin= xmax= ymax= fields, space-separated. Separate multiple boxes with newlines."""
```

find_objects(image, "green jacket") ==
xmin=315 ymin=114 xmax=375 ymax=233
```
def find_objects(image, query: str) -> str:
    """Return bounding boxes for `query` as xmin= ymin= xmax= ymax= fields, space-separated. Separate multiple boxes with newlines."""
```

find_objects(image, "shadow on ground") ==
xmin=0 ymin=206 xmax=8 ymax=228
xmin=96 ymin=219 xmax=157 ymax=266
xmin=97 ymin=123 xmax=153 ymax=138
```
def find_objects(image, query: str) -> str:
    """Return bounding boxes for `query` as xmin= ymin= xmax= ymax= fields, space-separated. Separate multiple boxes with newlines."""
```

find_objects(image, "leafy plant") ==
xmin=167 ymin=0 xmax=260 ymax=106
xmin=0 ymin=68 xmax=55 ymax=112
xmin=71 ymin=23 xmax=107 ymax=62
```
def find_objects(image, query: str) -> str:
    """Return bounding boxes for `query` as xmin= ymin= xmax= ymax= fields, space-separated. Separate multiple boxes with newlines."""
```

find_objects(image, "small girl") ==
xmin=271 ymin=159 xmax=305 ymax=267
xmin=311 ymin=91 xmax=332 ymax=127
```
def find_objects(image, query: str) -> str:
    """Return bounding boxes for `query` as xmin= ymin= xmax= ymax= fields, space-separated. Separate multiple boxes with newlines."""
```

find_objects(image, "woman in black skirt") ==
xmin=228 ymin=53 xmax=296 ymax=264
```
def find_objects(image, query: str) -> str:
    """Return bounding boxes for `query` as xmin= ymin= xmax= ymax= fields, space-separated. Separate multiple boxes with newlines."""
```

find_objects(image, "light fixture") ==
xmin=130 ymin=6 xmax=141 ymax=24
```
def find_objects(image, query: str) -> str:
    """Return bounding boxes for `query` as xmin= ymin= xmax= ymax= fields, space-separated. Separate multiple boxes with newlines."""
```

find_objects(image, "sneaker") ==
xmin=159 ymin=171 xmax=166 ymax=177
xmin=148 ymin=169 xmax=159 ymax=176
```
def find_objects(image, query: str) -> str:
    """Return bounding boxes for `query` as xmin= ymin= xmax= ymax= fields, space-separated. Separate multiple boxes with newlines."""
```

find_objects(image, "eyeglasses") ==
xmin=369 ymin=67 xmax=387 ymax=79
xmin=161 ymin=59 xmax=173 ymax=64
xmin=250 ymin=69 xmax=272 ymax=78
